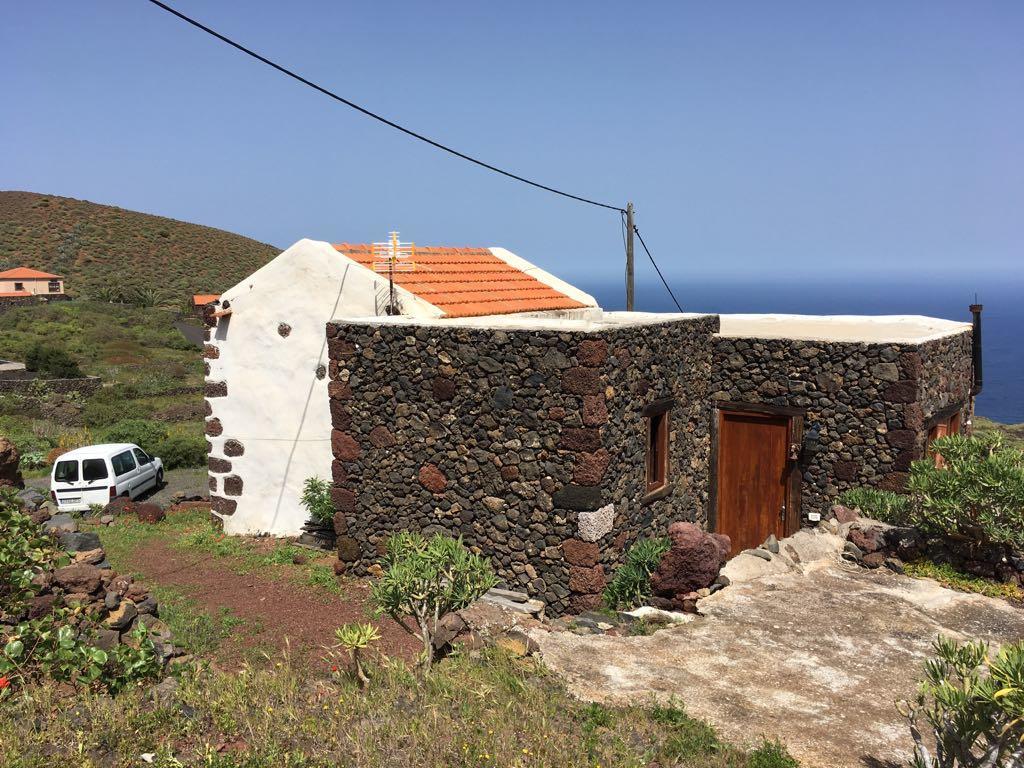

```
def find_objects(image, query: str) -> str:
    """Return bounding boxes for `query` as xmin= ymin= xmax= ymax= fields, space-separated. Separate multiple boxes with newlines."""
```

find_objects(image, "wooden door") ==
xmin=716 ymin=410 xmax=792 ymax=556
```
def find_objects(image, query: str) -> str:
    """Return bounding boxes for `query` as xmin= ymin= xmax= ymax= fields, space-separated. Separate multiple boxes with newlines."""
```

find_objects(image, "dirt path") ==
xmin=127 ymin=538 xmax=419 ymax=669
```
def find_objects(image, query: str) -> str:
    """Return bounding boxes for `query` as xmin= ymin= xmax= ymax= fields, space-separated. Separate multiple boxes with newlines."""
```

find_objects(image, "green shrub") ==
xmin=153 ymin=432 xmax=206 ymax=470
xmin=899 ymin=636 xmax=1024 ymax=767
xmin=370 ymin=532 xmax=496 ymax=666
xmin=0 ymin=492 xmax=160 ymax=695
xmin=101 ymin=418 xmax=167 ymax=450
xmin=908 ymin=433 xmax=1024 ymax=550
xmin=603 ymin=537 xmax=671 ymax=610
xmin=300 ymin=476 xmax=334 ymax=524
xmin=23 ymin=343 xmax=82 ymax=378
xmin=81 ymin=389 xmax=146 ymax=427
xmin=0 ymin=489 xmax=66 ymax=622
xmin=838 ymin=487 xmax=911 ymax=524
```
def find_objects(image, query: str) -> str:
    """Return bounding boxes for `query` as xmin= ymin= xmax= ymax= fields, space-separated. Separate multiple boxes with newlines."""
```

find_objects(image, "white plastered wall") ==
xmin=207 ymin=238 xmax=440 ymax=536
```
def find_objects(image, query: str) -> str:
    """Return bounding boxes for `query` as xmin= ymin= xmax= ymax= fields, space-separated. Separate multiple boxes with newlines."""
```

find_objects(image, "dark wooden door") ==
xmin=716 ymin=410 xmax=791 ymax=556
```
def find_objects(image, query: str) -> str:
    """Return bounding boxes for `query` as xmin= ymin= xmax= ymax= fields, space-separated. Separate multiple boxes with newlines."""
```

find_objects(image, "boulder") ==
xmin=649 ymin=522 xmax=730 ymax=608
xmin=831 ymin=505 xmax=860 ymax=524
xmin=103 ymin=496 xmax=135 ymax=517
xmin=16 ymin=487 xmax=46 ymax=510
xmin=59 ymin=531 xmax=102 ymax=553
xmin=847 ymin=521 xmax=891 ymax=554
xmin=53 ymin=563 xmax=103 ymax=594
xmin=44 ymin=514 xmax=78 ymax=533
xmin=0 ymin=437 xmax=24 ymax=489
xmin=105 ymin=600 xmax=138 ymax=630
xmin=135 ymin=503 xmax=165 ymax=524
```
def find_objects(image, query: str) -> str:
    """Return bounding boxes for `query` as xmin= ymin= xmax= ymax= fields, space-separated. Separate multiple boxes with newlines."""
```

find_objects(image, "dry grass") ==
xmin=0 ymin=649 xmax=796 ymax=768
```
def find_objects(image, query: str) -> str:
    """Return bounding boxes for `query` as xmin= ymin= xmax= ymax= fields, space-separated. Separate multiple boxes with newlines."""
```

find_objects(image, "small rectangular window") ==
xmin=112 ymin=451 xmax=137 ymax=476
xmin=48 ymin=280 xmax=60 ymax=292
xmin=14 ymin=282 xmax=24 ymax=291
xmin=54 ymin=460 xmax=79 ymax=482
xmin=646 ymin=410 xmax=670 ymax=493
xmin=83 ymin=459 xmax=109 ymax=481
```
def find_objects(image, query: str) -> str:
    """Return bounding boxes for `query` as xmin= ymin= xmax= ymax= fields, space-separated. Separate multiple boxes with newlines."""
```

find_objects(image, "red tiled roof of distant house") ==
xmin=0 ymin=291 xmax=32 ymax=298
xmin=192 ymin=294 xmax=221 ymax=306
xmin=0 ymin=267 xmax=62 ymax=279
xmin=333 ymin=244 xmax=587 ymax=318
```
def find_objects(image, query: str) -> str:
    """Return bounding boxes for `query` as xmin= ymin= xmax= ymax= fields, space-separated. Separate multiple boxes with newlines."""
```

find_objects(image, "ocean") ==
xmin=576 ymin=276 xmax=1023 ymax=424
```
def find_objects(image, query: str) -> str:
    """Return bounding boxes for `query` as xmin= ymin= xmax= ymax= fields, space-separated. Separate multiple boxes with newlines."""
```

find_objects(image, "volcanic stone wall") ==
xmin=710 ymin=329 xmax=973 ymax=522
xmin=326 ymin=315 xmax=719 ymax=615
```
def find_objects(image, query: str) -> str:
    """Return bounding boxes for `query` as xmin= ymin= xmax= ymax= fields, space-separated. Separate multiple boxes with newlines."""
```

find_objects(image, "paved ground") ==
xmin=532 ymin=554 xmax=1023 ymax=768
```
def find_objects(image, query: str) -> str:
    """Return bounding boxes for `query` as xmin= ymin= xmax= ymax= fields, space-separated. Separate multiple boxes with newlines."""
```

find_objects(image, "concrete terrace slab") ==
xmin=718 ymin=313 xmax=970 ymax=344
xmin=531 ymin=563 xmax=1023 ymax=768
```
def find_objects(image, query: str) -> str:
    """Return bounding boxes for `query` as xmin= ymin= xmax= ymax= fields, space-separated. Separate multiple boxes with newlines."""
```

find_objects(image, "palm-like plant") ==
xmin=334 ymin=622 xmax=381 ymax=687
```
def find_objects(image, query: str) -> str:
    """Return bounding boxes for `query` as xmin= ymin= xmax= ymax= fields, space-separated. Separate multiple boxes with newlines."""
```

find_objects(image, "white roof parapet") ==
xmin=717 ymin=314 xmax=971 ymax=345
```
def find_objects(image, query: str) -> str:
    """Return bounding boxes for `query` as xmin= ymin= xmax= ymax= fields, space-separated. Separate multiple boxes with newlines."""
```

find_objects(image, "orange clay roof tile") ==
xmin=333 ymin=244 xmax=586 ymax=318
xmin=0 ymin=267 xmax=62 ymax=279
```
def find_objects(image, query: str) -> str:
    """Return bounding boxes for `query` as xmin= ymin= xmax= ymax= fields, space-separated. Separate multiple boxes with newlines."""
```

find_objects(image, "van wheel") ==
xmin=156 ymin=469 xmax=164 ymax=487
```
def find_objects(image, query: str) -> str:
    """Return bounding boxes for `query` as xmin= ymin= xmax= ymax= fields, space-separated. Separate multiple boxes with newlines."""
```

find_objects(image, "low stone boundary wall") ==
xmin=0 ymin=374 xmax=102 ymax=397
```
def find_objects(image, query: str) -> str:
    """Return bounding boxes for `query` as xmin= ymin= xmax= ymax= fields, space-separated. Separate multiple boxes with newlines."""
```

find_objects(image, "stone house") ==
xmin=204 ymin=238 xmax=598 ymax=534
xmin=206 ymin=239 xmax=980 ymax=614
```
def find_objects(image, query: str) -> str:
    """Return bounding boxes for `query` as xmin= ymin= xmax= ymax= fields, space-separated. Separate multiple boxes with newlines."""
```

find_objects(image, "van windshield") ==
xmin=54 ymin=460 xmax=79 ymax=482
xmin=83 ymin=459 xmax=108 ymax=482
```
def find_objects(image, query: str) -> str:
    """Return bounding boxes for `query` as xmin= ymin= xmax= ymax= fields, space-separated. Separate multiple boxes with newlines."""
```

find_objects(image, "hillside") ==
xmin=0 ymin=191 xmax=280 ymax=300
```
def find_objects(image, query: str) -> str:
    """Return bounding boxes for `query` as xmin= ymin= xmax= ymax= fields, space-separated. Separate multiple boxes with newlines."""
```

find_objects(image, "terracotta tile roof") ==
xmin=0 ymin=291 xmax=32 ymax=298
xmin=192 ymin=294 xmax=221 ymax=306
xmin=334 ymin=244 xmax=587 ymax=318
xmin=0 ymin=266 xmax=62 ymax=279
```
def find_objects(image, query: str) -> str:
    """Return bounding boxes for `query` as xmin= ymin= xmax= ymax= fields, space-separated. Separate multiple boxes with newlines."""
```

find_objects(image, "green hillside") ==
xmin=0 ymin=190 xmax=279 ymax=300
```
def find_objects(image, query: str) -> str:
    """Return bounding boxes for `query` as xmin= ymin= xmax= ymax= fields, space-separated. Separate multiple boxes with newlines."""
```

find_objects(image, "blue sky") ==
xmin=2 ymin=1 xmax=1021 ymax=291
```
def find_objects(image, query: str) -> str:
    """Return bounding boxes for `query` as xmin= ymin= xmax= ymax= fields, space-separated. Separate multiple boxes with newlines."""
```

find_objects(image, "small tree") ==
xmin=300 ymin=476 xmax=334 ymax=525
xmin=898 ymin=636 xmax=1024 ymax=768
xmin=334 ymin=622 xmax=380 ymax=687
xmin=369 ymin=532 xmax=496 ymax=666
xmin=908 ymin=434 xmax=1024 ymax=550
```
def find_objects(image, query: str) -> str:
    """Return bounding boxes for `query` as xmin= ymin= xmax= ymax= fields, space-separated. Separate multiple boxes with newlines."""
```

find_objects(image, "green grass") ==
xmin=974 ymin=416 xmax=1024 ymax=452
xmin=95 ymin=507 xmax=346 ymax=597
xmin=904 ymin=559 xmax=1023 ymax=601
xmin=0 ymin=649 xmax=799 ymax=767
xmin=146 ymin=584 xmax=247 ymax=657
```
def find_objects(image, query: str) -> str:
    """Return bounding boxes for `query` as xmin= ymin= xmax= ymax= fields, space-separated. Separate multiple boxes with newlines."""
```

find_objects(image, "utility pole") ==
xmin=625 ymin=201 xmax=635 ymax=311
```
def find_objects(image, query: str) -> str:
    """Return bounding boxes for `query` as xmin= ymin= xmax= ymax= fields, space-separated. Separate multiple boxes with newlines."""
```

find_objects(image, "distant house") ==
xmin=0 ymin=267 xmax=65 ymax=299
xmin=204 ymin=236 xmax=980 ymax=616
xmin=192 ymin=294 xmax=220 ymax=308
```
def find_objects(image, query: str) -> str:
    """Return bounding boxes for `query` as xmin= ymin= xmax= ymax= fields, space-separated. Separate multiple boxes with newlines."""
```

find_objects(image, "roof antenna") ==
xmin=372 ymin=231 xmax=416 ymax=315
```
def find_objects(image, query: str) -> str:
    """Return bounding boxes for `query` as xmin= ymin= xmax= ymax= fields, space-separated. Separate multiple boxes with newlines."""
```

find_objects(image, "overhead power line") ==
xmin=143 ymin=0 xmax=625 ymax=213
xmin=633 ymin=226 xmax=684 ymax=313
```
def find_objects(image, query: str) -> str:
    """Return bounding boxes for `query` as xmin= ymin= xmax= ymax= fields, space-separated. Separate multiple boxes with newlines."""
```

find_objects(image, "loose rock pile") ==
xmin=15 ymin=492 xmax=179 ymax=664
xmin=828 ymin=505 xmax=1024 ymax=584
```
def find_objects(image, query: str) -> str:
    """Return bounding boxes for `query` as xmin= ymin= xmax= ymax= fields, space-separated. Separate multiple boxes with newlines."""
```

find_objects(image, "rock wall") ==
xmin=326 ymin=315 xmax=718 ymax=615
xmin=0 ymin=375 xmax=102 ymax=397
xmin=710 ymin=330 xmax=973 ymax=522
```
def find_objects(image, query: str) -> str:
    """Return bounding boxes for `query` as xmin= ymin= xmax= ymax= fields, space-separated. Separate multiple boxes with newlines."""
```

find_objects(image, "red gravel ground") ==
xmin=125 ymin=538 xmax=419 ymax=669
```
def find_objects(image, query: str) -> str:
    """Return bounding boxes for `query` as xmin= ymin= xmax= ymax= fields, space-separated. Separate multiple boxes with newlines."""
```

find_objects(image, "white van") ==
xmin=50 ymin=443 xmax=164 ymax=513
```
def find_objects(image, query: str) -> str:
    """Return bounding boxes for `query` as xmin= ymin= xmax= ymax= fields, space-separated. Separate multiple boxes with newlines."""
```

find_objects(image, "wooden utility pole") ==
xmin=625 ymin=201 xmax=635 ymax=311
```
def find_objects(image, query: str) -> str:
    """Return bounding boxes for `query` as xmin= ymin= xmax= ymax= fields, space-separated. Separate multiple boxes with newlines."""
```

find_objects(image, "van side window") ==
xmin=83 ymin=459 xmax=109 ymax=481
xmin=54 ymin=460 xmax=79 ymax=482
xmin=133 ymin=449 xmax=151 ymax=465
xmin=111 ymin=451 xmax=137 ymax=476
